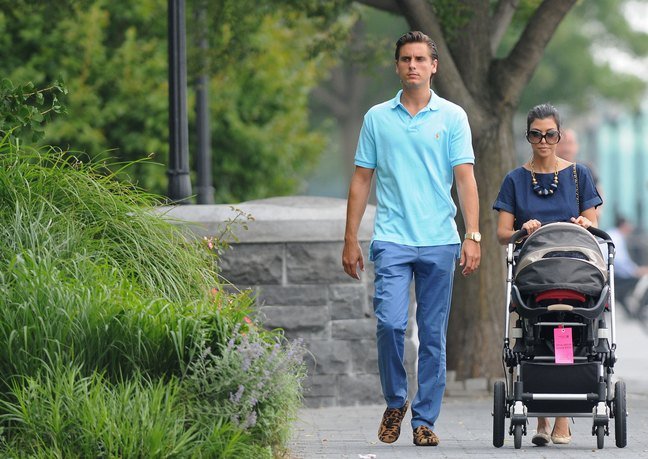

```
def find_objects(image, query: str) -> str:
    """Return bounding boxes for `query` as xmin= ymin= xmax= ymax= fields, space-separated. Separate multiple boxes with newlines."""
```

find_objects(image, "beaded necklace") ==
xmin=530 ymin=159 xmax=559 ymax=196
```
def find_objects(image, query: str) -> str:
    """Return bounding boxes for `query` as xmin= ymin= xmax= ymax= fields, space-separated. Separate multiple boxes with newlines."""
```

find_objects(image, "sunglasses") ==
xmin=526 ymin=129 xmax=561 ymax=145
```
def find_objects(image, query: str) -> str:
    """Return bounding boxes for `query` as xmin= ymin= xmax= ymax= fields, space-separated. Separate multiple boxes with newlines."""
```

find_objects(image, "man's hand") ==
xmin=460 ymin=239 xmax=480 ymax=276
xmin=342 ymin=241 xmax=365 ymax=280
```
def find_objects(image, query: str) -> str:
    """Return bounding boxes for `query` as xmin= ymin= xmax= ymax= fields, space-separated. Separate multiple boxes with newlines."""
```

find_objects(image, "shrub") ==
xmin=0 ymin=139 xmax=306 ymax=456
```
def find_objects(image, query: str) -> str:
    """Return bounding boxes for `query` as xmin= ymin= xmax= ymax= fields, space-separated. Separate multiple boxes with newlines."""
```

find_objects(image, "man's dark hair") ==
xmin=395 ymin=31 xmax=438 ymax=61
xmin=526 ymin=103 xmax=561 ymax=132
xmin=615 ymin=214 xmax=629 ymax=228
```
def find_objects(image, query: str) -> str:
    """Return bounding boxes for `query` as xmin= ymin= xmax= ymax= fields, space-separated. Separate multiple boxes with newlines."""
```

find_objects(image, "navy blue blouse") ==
xmin=493 ymin=163 xmax=603 ymax=230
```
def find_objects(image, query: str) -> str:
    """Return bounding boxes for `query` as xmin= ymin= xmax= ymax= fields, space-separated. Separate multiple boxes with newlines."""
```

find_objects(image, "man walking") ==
xmin=342 ymin=31 xmax=480 ymax=446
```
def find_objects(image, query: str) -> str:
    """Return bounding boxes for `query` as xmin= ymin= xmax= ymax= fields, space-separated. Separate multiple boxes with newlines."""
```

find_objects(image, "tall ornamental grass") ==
xmin=0 ymin=139 xmax=306 ymax=457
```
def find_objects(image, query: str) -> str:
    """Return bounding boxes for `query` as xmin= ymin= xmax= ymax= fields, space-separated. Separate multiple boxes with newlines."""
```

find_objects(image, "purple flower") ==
xmin=229 ymin=384 xmax=245 ymax=403
xmin=243 ymin=411 xmax=257 ymax=429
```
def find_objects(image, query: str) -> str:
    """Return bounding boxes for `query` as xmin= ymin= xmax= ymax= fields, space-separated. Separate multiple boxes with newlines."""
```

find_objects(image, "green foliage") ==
xmin=209 ymin=11 xmax=342 ymax=201
xmin=0 ymin=139 xmax=307 ymax=456
xmin=203 ymin=206 xmax=255 ymax=262
xmin=184 ymin=327 xmax=306 ymax=453
xmin=499 ymin=0 xmax=648 ymax=111
xmin=0 ymin=367 xmax=199 ymax=457
xmin=0 ymin=0 xmax=354 ymax=201
xmin=0 ymin=79 xmax=67 ymax=143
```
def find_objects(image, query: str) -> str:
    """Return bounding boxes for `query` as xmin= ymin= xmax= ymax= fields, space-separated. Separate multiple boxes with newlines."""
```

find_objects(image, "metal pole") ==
xmin=167 ymin=0 xmax=192 ymax=203
xmin=195 ymin=4 xmax=214 ymax=204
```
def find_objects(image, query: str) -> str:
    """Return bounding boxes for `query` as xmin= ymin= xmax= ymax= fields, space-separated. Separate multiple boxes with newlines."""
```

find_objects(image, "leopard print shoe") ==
xmin=413 ymin=425 xmax=440 ymax=446
xmin=377 ymin=401 xmax=409 ymax=443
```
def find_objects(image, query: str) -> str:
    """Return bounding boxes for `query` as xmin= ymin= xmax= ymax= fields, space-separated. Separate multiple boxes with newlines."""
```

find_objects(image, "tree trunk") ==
xmin=448 ymin=112 xmax=516 ymax=379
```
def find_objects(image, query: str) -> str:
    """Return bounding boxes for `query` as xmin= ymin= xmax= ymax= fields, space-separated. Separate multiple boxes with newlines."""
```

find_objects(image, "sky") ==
xmin=607 ymin=1 xmax=648 ymax=82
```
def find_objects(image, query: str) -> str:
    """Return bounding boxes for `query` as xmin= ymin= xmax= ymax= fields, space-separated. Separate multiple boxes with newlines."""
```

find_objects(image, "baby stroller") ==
xmin=492 ymin=222 xmax=628 ymax=449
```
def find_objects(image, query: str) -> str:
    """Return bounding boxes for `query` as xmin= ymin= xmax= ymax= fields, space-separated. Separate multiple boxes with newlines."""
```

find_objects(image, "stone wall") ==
xmin=161 ymin=196 xmax=418 ymax=407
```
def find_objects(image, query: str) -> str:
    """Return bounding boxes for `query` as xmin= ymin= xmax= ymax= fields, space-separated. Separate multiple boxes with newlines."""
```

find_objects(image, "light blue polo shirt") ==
xmin=355 ymin=89 xmax=474 ymax=247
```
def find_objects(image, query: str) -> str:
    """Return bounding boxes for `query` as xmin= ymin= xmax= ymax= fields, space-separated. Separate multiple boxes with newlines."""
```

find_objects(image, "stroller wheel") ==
xmin=492 ymin=381 xmax=506 ymax=447
xmin=614 ymin=381 xmax=627 ymax=448
xmin=596 ymin=425 xmax=605 ymax=449
xmin=513 ymin=424 xmax=523 ymax=449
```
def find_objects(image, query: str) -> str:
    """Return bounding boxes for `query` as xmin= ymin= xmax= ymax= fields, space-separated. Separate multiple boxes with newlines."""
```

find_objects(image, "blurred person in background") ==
xmin=557 ymin=128 xmax=602 ymax=217
xmin=556 ymin=128 xmax=579 ymax=163
xmin=607 ymin=215 xmax=648 ymax=318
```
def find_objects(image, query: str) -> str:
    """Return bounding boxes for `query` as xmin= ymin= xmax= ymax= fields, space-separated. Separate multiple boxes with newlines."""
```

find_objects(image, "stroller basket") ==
xmin=520 ymin=361 xmax=599 ymax=414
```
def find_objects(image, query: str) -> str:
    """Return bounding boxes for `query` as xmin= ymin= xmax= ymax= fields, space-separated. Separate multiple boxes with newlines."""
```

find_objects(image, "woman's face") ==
xmin=528 ymin=117 xmax=559 ymax=160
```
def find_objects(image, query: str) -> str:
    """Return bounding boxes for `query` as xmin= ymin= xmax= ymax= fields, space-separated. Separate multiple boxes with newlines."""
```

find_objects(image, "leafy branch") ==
xmin=0 ymin=78 xmax=68 ymax=143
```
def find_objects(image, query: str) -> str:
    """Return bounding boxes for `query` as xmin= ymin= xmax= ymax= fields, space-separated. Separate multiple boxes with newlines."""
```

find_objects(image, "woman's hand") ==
xmin=571 ymin=216 xmax=592 ymax=229
xmin=521 ymin=219 xmax=542 ymax=236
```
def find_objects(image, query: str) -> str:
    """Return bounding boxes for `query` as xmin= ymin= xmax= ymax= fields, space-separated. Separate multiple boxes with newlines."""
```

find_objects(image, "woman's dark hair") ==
xmin=395 ymin=31 xmax=438 ymax=61
xmin=526 ymin=103 xmax=561 ymax=132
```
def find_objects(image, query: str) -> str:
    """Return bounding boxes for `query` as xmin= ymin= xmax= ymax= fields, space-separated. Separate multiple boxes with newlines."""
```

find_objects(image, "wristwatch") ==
xmin=465 ymin=232 xmax=482 ymax=243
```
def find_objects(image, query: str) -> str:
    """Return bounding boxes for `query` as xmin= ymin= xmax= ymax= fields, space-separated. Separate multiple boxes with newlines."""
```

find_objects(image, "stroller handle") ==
xmin=509 ymin=229 xmax=527 ymax=245
xmin=508 ymin=226 xmax=613 ymax=246
xmin=588 ymin=226 xmax=612 ymax=242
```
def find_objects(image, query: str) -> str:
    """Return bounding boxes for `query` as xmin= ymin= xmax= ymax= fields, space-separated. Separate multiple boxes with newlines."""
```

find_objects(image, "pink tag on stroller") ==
xmin=554 ymin=327 xmax=574 ymax=364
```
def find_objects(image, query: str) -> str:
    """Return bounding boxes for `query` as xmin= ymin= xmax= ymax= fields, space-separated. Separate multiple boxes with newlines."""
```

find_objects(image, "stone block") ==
xmin=445 ymin=379 xmax=466 ymax=395
xmin=279 ymin=322 xmax=332 ymax=341
xmin=219 ymin=243 xmax=283 ymax=285
xmin=349 ymin=340 xmax=378 ymax=373
xmin=260 ymin=305 xmax=329 ymax=332
xmin=337 ymin=374 xmax=383 ymax=405
xmin=331 ymin=318 xmax=376 ymax=340
xmin=303 ymin=396 xmax=337 ymax=408
xmin=256 ymin=285 xmax=328 ymax=307
xmin=403 ymin=337 xmax=417 ymax=371
xmin=286 ymin=242 xmax=350 ymax=284
xmin=464 ymin=377 xmax=488 ymax=392
xmin=304 ymin=340 xmax=352 ymax=375
xmin=303 ymin=374 xmax=337 ymax=398
xmin=329 ymin=284 xmax=367 ymax=320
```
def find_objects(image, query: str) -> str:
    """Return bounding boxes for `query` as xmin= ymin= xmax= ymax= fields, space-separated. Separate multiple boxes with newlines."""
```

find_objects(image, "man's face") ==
xmin=556 ymin=129 xmax=579 ymax=162
xmin=395 ymin=42 xmax=437 ymax=89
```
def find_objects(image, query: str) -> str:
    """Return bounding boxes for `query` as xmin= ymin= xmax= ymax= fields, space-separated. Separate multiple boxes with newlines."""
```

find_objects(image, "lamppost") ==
xmin=167 ymin=0 xmax=192 ymax=203
xmin=195 ymin=3 xmax=214 ymax=204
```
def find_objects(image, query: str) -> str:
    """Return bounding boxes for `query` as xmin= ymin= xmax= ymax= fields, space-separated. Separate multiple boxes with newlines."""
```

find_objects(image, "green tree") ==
xmin=0 ymin=79 xmax=67 ymax=143
xmin=0 ymin=0 xmax=352 ymax=200
xmin=513 ymin=1 xmax=648 ymax=111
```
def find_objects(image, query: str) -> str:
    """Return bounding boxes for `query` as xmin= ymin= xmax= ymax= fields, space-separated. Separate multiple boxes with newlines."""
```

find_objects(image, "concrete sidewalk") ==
xmin=290 ymin=309 xmax=648 ymax=458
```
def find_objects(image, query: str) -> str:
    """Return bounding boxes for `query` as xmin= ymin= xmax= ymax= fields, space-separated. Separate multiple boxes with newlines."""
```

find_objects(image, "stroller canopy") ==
xmin=514 ymin=222 xmax=608 ymax=297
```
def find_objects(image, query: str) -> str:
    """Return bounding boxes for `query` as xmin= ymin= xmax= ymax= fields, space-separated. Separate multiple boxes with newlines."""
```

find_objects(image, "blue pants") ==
xmin=371 ymin=240 xmax=459 ymax=429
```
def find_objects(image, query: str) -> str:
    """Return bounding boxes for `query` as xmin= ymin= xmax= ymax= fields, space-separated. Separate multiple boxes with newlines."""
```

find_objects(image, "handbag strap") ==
xmin=572 ymin=163 xmax=580 ymax=211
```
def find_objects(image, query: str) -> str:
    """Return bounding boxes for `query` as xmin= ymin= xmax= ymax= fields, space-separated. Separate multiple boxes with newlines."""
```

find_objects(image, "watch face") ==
xmin=467 ymin=232 xmax=481 ymax=242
